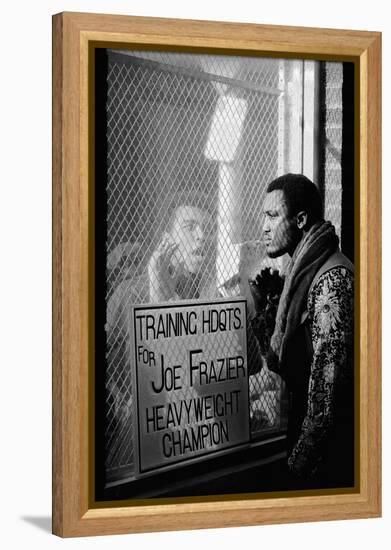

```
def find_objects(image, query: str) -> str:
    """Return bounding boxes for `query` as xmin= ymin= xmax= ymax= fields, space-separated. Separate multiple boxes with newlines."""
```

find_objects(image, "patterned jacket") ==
xmin=285 ymin=252 xmax=354 ymax=480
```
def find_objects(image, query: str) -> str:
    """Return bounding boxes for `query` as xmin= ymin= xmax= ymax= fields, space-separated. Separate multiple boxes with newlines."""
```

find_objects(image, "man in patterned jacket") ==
xmin=250 ymin=173 xmax=354 ymax=488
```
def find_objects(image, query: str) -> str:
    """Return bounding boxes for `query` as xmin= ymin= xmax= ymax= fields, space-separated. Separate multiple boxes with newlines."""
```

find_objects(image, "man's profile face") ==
xmin=262 ymin=190 xmax=300 ymax=258
xmin=170 ymin=205 xmax=206 ymax=274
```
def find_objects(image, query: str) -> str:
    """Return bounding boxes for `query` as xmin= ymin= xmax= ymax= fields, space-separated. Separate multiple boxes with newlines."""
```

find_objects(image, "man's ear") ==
xmin=296 ymin=211 xmax=308 ymax=230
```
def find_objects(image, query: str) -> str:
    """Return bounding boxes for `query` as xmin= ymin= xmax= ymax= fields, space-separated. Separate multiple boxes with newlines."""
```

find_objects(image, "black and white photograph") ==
xmin=93 ymin=48 xmax=355 ymax=501
xmin=2 ymin=0 xmax=388 ymax=544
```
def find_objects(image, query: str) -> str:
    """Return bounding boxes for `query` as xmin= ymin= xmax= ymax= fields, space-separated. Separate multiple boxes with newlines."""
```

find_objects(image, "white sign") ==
xmin=130 ymin=298 xmax=250 ymax=474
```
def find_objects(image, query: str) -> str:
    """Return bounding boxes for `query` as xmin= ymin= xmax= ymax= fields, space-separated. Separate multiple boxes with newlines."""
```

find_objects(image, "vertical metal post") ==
xmin=302 ymin=60 xmax=319 ymax=182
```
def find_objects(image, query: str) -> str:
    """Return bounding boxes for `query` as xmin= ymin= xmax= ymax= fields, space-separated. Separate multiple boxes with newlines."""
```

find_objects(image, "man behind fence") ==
xmin=107 ymin=200 xmax=215 ymax=352
xmin=250 ymin=173 xmax=354 ymax=487
xmin=105 ymin=199 xmax=215 ymax=472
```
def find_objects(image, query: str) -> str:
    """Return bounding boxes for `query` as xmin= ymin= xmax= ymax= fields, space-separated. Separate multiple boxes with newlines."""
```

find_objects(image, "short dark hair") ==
xmin=267 ymin=173 xmax=323 ymax=226
xmin=166 ymin=191 xmax=214 ymax=232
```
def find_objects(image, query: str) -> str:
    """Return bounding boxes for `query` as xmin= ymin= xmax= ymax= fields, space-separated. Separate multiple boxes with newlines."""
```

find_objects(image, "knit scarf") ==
xmin=266 ymin=220 xmax=339 ymax=376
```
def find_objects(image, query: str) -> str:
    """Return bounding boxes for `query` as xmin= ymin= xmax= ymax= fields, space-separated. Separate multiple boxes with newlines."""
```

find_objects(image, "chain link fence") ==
xmin=104 ymin=50 xmax=290 ymax=484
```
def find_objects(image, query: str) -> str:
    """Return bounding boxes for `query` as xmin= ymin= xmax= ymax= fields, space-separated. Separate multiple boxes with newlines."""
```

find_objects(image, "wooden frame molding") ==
xmin=52 ymin=12 xmax=381 ymax=537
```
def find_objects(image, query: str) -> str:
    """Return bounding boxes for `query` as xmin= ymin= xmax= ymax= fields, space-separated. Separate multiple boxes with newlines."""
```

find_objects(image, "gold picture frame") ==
xmin=52 ymin=11 xmax=381 ymax=537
